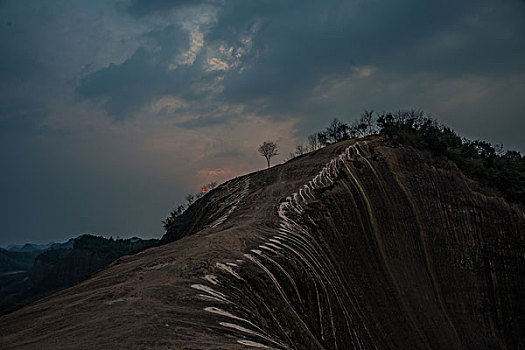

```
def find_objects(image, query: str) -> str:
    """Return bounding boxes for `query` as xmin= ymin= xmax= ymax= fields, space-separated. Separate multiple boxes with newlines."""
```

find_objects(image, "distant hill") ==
xmin=4 ymin=238 xmax=75 ymax=253
xmin=0 ymin=238 xmax=76 ymax=276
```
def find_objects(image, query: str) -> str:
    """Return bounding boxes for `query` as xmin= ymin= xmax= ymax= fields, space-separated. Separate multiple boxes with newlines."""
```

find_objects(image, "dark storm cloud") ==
xmin=76 ymin=49 xmax=221 ymax=119
xmin=77 ymin=47 xmax=173 ymax=118
xmin=76 ymin=24 xmax=194 ymax=119
xmin=217 ymin=0 xmax=525 ymax=110
xmin=79 ymin=0 xmax=525 ymax=124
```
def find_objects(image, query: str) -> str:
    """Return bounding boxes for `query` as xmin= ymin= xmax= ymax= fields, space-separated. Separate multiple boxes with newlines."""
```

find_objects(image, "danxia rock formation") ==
xmin=1 ymin=136 xmax=523 ymax=349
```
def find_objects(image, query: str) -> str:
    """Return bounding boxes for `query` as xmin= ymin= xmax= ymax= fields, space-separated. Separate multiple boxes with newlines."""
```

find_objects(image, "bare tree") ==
xmin=361 ymin=110 xmax=376 ymax=134
xmin=307 ymin=133 xmax=321 ymax=151
xmin=326 ymin=118 xmax=349 ymax=144
xmin=258 ymin=141 xmax=279 ymax=168
xmin=349 ymin=120 xmax=367 ymax=138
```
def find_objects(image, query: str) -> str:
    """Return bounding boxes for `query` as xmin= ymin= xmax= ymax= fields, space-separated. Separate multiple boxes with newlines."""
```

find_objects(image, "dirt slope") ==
xmin=1 ymin=136 xmax=523 ymax=349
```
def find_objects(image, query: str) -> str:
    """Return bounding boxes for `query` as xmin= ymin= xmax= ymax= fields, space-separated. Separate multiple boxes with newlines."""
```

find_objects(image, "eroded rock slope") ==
xmin=1 ymin=137 xmax=523 ymax=349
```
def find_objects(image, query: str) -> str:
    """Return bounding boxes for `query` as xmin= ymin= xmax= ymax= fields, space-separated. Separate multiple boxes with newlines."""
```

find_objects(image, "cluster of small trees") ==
xmin=284 ymin=110 xmax=379 ymax=161
xmin=261 ymin=111 xmax=381 ymax=165
xmin=162 ymin=181 xmax=218 ymax=230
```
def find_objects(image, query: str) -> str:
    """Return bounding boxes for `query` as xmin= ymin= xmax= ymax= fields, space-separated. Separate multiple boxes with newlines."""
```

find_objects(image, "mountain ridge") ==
xmin=3 ymin=239 xmax=76 ymax=253
xmin=0 ymin=136 xmax=523 ymax=349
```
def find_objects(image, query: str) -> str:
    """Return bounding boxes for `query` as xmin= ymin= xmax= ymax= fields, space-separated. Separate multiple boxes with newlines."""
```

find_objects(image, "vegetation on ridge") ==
xmin=162 ymin=181 xmax=218 ymax=231
xmin=297 ymin=110 xmax=524 ymax=206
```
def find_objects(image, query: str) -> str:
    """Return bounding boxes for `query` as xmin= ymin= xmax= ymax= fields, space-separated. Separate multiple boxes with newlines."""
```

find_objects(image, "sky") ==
xmin=1 ymin=0 xmax=524 ymax=245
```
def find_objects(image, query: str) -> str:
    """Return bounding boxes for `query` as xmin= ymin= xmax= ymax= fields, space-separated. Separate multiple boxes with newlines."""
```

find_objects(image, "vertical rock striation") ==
xmin=188 ymin=140 xmax=524 ymax=349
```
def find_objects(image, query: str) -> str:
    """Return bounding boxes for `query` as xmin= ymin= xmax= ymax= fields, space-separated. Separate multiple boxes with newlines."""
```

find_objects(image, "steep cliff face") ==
xmin=28 ymin=248 xmax=71 ymax=284
xmin=1 ymin=137 xmax=523 ymax=349
xmin=30 ymin=249 xmax=114 ymax=292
